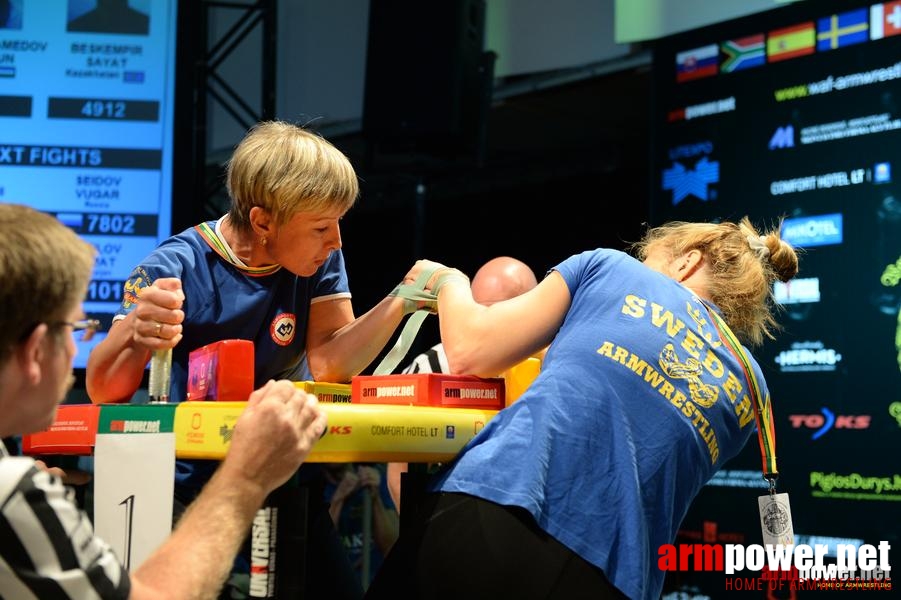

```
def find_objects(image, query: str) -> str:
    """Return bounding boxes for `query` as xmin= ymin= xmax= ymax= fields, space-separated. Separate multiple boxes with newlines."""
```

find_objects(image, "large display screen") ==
xmin=651 ymin=0 xmax=900 ymax=593
xmin=0 ymin=0 xmax=177 ymax=369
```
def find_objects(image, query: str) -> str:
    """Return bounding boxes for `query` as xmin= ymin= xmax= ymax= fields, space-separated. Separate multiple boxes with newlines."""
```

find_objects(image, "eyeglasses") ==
xmin=51 ymin=319 xmax=102 ymax=342
xmin=17 ymin=318 xmax=103 ymax=343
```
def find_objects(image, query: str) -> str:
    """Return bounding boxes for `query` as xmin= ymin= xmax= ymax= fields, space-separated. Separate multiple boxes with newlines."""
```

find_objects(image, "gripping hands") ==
xmin=391 ymin=260 xmax=470 ymax=314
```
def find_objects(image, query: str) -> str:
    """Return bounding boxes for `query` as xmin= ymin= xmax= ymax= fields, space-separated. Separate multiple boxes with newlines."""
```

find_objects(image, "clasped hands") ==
xmin=395 ymin=260 xmax=470 ymax=315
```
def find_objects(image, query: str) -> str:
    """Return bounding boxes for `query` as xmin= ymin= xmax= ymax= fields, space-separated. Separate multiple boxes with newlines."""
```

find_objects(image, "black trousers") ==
xmin=365 ymin=492 xmax=627 ymax=600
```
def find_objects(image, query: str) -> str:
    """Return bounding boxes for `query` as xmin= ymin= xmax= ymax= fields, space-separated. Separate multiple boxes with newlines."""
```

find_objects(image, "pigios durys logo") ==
xmin=810 ymin=471 xmax=901 ymax=501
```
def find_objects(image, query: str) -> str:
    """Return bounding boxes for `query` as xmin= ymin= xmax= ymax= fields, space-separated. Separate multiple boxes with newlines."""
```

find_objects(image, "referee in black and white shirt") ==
xmin=388 ymin=256 xmax=539 ymax=510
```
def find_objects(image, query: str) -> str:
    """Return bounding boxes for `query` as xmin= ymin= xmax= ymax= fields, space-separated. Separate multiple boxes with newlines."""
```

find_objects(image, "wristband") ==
xmin=431 ymin=269 xmax=470 ymax=296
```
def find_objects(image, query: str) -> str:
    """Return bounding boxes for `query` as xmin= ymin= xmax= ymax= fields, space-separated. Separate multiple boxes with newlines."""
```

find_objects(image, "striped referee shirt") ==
xmin=401 ymin=343 xmax=450 ymax=374
xmin=0 ymin=440 xmax=130 ymax=599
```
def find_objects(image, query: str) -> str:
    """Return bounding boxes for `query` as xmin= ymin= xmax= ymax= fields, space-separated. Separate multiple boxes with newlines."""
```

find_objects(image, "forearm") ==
xmin=328 ymin=497 xmax=345 ymax=525
xmin=436 ymin=282 xmax=504 ymax=375
xmin=130 ymin=465 xmax=266 ymax=600
xmin=86 ymin=315 xmax=152 ymax=404
xmin=438 ymin=276 xmax=562 ymax=376
xmin=370 ymin=493 xmax=399 ymax=555
xmin=307 ymin=296 xmax=406 ymax=382
xmin=385 ymin=462 xmax=407 ymax=512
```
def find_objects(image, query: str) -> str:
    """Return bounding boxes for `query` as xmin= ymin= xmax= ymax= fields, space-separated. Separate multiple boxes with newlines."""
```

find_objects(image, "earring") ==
xmin=260 ymin=237 xmax=267 ymax=246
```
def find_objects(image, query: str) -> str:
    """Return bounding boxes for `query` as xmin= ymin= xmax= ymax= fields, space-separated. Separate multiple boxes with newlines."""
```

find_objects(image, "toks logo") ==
xmin=328 ymin=425 xmax=352 ymax=435
xmin=788 ymin=408 xmax=870 ymax=439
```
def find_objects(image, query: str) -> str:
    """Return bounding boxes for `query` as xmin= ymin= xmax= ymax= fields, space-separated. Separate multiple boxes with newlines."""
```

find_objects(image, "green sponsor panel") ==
xmin=97 ymin=404 xmax=177 ymax=434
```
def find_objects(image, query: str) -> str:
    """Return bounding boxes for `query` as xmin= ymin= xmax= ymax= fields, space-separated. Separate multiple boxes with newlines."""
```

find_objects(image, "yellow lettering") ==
xmin=621 ymin=294 xmax=646 ymax=318
xmin=709 ymin=441 xmax=719 ymax=463
xmin=625 ymin=354 xmax=650 ymax=375
xmin=696 ymin=411 xmax=709 ymax=432
xmin=595 ymin=338 xmax=723 ymax=464
xmin=691 ymin=408 xmax=706 ymax=427
xmin=611 ymin=345 xmax=630 ymax=364
xmin=686 ymin=300 xmax=721 ymax=348
xmin=734 ymin=396 xmax=753 ymax=428
xmin=597 ymin=342 xmax=615 ymax=357
xmin=681 ymin=329 xmax=705 ymax=359
xmin=651 ymin=302 xmax=687 ymax=337
xmin=701 ymin=348 xmax=725 ymax=378
xmin=658 ymin=380 xmax=675 ymax=399
xmin=643 ymin=366 xmax=666 ymax=387
xmin=722 ymin=371 xmax=742 ymax=402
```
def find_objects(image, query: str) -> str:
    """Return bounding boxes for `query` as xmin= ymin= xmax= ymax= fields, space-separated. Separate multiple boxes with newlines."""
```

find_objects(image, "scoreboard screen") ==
xmin=1 ymin=0 xmax=177 ymax=368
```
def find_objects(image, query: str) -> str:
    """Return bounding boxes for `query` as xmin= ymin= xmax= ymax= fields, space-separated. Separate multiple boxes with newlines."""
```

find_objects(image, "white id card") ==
xmin=758 ymin=492 xmax=795 ymax=547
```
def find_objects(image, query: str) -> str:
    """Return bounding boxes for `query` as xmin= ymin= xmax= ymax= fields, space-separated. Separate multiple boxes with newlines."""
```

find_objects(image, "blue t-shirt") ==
xmin=431 ymin=248 xmax=762 ymax=600
xmin=115 ymin=218 xmax=350 ymax=490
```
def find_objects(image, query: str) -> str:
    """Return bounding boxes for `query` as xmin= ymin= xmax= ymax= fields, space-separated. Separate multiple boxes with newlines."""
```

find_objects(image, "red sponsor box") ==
xmin=22 ymin=404 xmax=100 ymax=455
xmin=187 ymin=339 xmax=254 ymax=401
xmin=351 ymin=373 xmax=505 ymax=410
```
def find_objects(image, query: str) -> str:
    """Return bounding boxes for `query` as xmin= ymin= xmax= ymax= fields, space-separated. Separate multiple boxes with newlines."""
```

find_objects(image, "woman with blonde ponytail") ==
xmin=368 ymin=217 xmax=800 ymax=600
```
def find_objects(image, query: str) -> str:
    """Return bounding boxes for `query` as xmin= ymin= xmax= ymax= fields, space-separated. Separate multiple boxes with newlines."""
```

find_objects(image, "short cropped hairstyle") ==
xmin=225 ymin=120 xmax=360 ymax=232
xmin=0 ymin=204 xmax=96 ymax=363
xmin=633 ymin=216 xmax=799 ymax=347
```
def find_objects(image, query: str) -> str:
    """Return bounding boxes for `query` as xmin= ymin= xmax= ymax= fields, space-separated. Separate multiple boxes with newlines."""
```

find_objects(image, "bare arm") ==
xmin=361 ymin=467 xmax=399 ymax=555
xmin=128 ymin=459 xmax=265 ymax=600
xmin=305 ymin=259 xmax=466 ymax=382
xmin=433 ymin=268 xmax=572 ymax=377
xmin=304 ymin=295 xmax=408 ymax=383
xmin=86 ymin=279 xmax=184 ymax=404
xmin=127 ymin=380 xmax=327 ymax=600
xmin=327 ymin=467 xmax=359 ymax=525
xmin=385 ymin=461 xmax=406 ymax=513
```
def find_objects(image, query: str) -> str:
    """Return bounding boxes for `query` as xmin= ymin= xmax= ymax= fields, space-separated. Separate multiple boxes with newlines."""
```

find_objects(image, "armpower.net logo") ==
xmin=659 ymin=541 xmax=893 ymax=592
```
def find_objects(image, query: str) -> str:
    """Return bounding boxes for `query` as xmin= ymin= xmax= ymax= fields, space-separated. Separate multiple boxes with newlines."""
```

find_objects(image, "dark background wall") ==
xmin=195 ymin=1 xmax=789 ymax=344
xmin=194 ymin=0 xmax=657 ymax=360
xmin=342 ymin=66 xmax=650 ymax=289
xmin=335 ymin=66 xmax=652 ymax=360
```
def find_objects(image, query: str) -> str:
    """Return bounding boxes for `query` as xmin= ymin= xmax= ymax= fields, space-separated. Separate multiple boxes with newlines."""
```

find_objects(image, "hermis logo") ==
xmin=774 ymin=340 xmax=842 ymax=373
